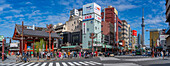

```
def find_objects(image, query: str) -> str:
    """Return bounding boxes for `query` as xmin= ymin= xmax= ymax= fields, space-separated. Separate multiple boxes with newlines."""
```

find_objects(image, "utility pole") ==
xmin=90 ymin=33 xmax=95 ymax=53
xmin=2 ymin=39 xmax=4 ymax=61
xmin=46 ymin=24 xmax=54 ymax=52
xmin=152 ymin=39 xmax=154 ymax=58
xmin=22 ymin=21 xmax=24 ymax=55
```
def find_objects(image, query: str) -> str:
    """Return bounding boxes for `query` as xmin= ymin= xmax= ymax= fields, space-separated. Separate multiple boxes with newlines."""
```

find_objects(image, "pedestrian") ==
xmin=47 ymin=52 xmax=50 ymax=60
xmin=68 ymin=51 xmax=70 ymax=58
xmin=79 ymin=51 xmax=81 ymax=58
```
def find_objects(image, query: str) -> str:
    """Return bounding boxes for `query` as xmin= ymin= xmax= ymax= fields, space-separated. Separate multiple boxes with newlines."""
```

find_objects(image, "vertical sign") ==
xmin=82 ymin=23 xmax=86 ymax=34
xmin=0 ymin=35 xmax=4 ymax=41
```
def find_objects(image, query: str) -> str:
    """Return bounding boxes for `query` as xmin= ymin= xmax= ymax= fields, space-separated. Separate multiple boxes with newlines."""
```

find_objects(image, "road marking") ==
xmin=41 ymin=62 xmax=47 ymax=66
xmin=20 ymin=62 xmax=30 ymax=66
xmin=103 ymin=63 xmax=141 ymax=66
xmin=14 ymin=62 xmax=24 ymax=66
xmin=90 ymin=61 xmax=102 ymax=65
xmin=79 ymin=62 xmax=89 ymax=66
xmin=56 ymin=62 xmax=60 ymax=66
xmin=62 ymin=62 xmax=68 ymax=66
xmin=100 ymin=57 xmax=120 ymax=61
xmin=68 ymin=62 xmax=75 ymax=66
xmin=73 ymin=62 xmax=81 ymax=66
xmin=84 ymin=61 xmax=96 ymax=65
xmin=49 ymin=63 xmax=53 ymax=66
xmin=34 ymin=63 xmax=41 ymax=66
xmin=27 ymin=62 xmax=35 ymax=66
xmin=124 ymin=57 xmax=160 ymax=61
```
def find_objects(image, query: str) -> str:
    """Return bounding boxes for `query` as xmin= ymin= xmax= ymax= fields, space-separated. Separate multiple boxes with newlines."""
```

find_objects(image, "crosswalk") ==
xmin=0 ymin=61 xmax=102 ymax=66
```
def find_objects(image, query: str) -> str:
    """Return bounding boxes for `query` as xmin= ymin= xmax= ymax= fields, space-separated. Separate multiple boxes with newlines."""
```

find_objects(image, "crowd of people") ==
xmin=14 ymin=50 xmax=103 ymax=62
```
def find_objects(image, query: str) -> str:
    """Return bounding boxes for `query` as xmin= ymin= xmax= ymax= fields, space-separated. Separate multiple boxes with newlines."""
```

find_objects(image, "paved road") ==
xmin=1 ymin=56 xmax=170 ymax=66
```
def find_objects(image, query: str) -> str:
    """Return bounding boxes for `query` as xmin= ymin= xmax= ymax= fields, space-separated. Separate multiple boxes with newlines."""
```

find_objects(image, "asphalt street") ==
xmin=0 ymin=56 xmax=170 ymax=66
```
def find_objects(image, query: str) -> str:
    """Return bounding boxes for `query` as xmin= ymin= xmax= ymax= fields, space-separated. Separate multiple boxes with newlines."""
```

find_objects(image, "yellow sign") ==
xmin=114 ymin=8 xmax=118 ymax=15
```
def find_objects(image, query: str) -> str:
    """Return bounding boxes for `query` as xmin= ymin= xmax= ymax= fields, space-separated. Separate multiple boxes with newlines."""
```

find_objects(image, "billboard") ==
xmin=83 ymin=14 xmax=101 ymax=21
xmin=0 ymin=35 xmax=4 ymax=41
xmin=114 ymin=8 xmax=118 ymax=15
xmin=82 ymin=22 xmax=87 ymax=34
xmin=83 ymin=3 xmax=101 ymax=15
xmin=10 ymin=43 xmax=18 ymax=47
xmin=132 ymin=30 xmax=137 ymax=36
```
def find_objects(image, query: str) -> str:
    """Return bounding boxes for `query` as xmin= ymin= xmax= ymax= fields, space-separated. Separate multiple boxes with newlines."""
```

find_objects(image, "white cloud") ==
xmin=0 ymin=4 xmax=12 ymax=11
xmin=26 ymin=2 xmax=32 ymax=4
xmin=116 ymin=4 xmax=139 ymax=11
xmin=14 ymin=14 xmax=24 ymax=18
xmin=4 ymin=16 xmax=12 ymax=19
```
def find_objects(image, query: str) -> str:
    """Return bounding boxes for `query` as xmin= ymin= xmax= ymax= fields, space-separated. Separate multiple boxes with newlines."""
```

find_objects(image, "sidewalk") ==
xmin=0 ymin=55 xmax=16 ymax=63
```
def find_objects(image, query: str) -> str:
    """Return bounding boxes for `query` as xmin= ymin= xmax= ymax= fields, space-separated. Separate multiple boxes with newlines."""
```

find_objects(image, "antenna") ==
xmin=142 ymin=8 xmax=144 ymax=18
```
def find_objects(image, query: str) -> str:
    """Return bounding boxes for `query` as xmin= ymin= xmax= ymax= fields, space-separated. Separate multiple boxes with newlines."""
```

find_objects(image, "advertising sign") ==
xmin=10 ymin=43 xmax=18 ymax=47
xmin=114 ymin=8 xmax=118 ymax=15
xmin=83 ymin=14 xmax=101 ymax=21
xmin=0 ymin=35 xmax=4 ymax=41
xmin=82 ymin=22 xmax=86 ymax=34
xmin=132 ymin=30 xmax=137 ymax=36
xmin=160 ymin=35 xmax=166 ymax=40
xmin=83 ymin=3 xmax=101 ymax=15
xmin=93 ymin=44 xmax=102 ymax=47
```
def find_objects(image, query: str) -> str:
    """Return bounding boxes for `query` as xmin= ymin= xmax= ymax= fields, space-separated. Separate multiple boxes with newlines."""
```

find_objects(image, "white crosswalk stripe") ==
xmin=20 ymin=62 xmax=30 ymax=66
xmin=41 ymin=62 xmax=47 ymax=66
xmin=0 ymin=61 xmax=102 ymax=66
xmin=14 ymin=62 xmax=24 ymax=66
xmin=49 ymin=63 xmax=53 ymax=66
xmin=62 ymin=62 xmax=68 ymax=66
xmin=73 ymin=62 xmax=81 ymax=66
xmin=68 ymin=62 xmax=75 ymax=66
xmin=79 ymin=62 xmax=89 ymax=66
xmin=34 ymin=63 xmax=41 ymax=66
xmin=84 ymin=61 xmax=96 ymax=65
xmin=56 ymin=62 xmax=60 ymax=66
xmin=27 ymin=62 xmax=35 ymax=66
xmin=90 ymin=61 xmax=102 ymax=65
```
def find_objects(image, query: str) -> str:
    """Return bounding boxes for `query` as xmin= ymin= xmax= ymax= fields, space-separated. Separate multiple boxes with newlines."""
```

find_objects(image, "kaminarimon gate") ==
xmin=12 ymin=24 xmax=61 ymax=53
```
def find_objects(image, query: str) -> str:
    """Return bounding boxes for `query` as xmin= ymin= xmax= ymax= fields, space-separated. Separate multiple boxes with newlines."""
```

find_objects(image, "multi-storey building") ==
xmin=121 ymin=20 xmax=128 ymax=49
xmin=165 ymin=0 xmax=170 ymax=51
xmin=82 ymin=3 xmax=102 ymax=51
xmin=137 ymin=34 xmax=142 ymax=48
xmin=101 ymin=21 xmax=114 ymax=50
xmin=127 ymin=24 xmax=132 ymax=49
xmin=54 ymin=8 xmax=83 ymax=50
xmin=101 ymin=6 xmax=122 ymax=48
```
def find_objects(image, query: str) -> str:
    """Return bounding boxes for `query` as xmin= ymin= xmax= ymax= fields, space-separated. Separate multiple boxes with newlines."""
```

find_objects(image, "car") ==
xmin=147 ymin=51 xmax=151 ymax=56
xmin=136 ymin=50 xmax=142 ymax=55
xmin=132 ymin=51 xmax=136 ymax=56
xmin=104 ymin=51 xmax=114 ymax=57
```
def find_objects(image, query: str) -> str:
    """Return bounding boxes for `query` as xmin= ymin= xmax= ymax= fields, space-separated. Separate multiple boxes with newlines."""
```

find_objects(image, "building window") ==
xmin=72 ymin=24 xmax=73 ymax=26
xmin=74 ymin=21 xmax=76 ymax=24
xmin=101 ymin=25 xmax=103 ymax=27
xmin=90 ymin=21 xmax=93 ymax=24
xmin=87 ymin=28 xmax=89 ymax=31
xmin=75 ymin=26 xmax=76 ymax=29
xmin=95 ymin=27 xmax=97 ymax=30
xmin=64 ymin=28 xmax=65 ymax=30
xmin=84 ymin=36 xmax=86 ymax=38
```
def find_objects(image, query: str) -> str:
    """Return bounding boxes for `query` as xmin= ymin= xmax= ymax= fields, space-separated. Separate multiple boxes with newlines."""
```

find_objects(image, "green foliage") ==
xmin=34 ymin=39 xmax=45 ymax=53
xmin=35 ymin=42 xmax=40 ymax=53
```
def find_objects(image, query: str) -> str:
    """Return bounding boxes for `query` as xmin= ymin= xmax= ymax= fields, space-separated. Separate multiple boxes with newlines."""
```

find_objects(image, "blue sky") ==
xmin=0 ymin=0 xmax=168 ymax=46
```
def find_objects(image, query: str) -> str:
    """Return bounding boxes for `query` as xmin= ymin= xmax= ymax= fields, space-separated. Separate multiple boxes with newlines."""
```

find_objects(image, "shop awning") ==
xmin=61 ymin=45 xmax=81 ymax=49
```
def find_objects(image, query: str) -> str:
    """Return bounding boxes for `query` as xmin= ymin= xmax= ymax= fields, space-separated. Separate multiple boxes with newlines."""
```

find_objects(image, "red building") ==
xmin=101 ymin=6 xmax=123 ymax=47
xmin=12 ymin=24 xmax=61 ymax=53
